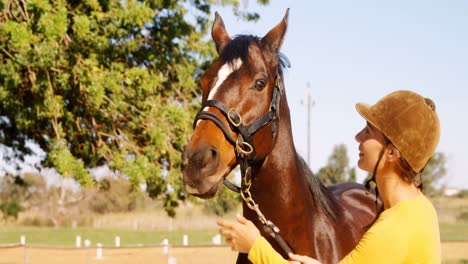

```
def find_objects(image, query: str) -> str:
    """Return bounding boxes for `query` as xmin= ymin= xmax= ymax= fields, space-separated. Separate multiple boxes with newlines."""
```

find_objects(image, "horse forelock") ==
xmin=219 ymin=35 xmax=290 ymax=72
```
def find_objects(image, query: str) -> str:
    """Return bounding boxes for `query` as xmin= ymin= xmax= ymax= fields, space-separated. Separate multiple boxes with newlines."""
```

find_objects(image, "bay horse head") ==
xmin=182 ymin=10 xmax=290 ymax=198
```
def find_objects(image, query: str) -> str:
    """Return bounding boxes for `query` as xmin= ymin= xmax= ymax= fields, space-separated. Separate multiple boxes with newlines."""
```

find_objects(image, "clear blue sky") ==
xmin=216 ymin=0 xmax=468 ymax=188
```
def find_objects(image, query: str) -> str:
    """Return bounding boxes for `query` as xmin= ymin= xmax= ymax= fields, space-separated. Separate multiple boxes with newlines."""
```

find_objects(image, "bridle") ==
xmin=193 ymin=69 xmax=294 ymax=255
xmin=194 ymin=69 xmax=282 ymax=191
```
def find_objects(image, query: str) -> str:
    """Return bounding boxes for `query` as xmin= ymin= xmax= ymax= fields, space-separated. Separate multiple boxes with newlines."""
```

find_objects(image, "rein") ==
xmin=193 ymin=71 xmax=294 ymax=255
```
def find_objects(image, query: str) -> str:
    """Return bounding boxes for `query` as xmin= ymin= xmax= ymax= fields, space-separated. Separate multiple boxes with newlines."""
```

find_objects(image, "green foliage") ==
xmin=0 ymin=173 xmax=43 ymax=219
xmin=0 ymin=0 xmax=269 ymax=216
xmin=88 ymin=177 xmax=146 ymax=214
xmin=458 ymin=210 xmax=468 ymax=222
xmin=49 ymin=140 xmax=93 ymax=186
xmin=317 ymin=144 xmax=355 ymax=185
xmin=455 ymin=190 xmax=468 ymax=198
xmin=422 ymin=152 xmax=448 ymax=196
xmin=0 ymin=201 xmax=23 ymax=219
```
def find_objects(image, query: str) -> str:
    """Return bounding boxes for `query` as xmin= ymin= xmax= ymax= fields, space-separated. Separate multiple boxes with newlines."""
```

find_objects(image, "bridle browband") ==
xmin=193 ymin=69 xmax=294 ymax=255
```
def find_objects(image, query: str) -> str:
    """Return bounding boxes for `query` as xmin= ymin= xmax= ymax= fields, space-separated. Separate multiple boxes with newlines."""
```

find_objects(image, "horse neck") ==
xmin=251 ymin=93 xmax=319 ymax=217
xmin=243 ymin=92 xmax=330 ymax=255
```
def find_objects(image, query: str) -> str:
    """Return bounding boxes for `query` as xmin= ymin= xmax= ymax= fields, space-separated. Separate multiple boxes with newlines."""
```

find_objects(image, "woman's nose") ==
xmin=355 ymin=130 xmax=363 ymax=143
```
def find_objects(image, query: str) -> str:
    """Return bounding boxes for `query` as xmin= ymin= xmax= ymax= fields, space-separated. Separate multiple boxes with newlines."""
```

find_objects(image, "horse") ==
xmin=182 ymin=9 xmax=381 ymax=264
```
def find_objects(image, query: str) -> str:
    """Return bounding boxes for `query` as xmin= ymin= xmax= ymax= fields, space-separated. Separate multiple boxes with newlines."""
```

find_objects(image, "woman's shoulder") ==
xmin=397 ymin=193 xmax=437 ymax=216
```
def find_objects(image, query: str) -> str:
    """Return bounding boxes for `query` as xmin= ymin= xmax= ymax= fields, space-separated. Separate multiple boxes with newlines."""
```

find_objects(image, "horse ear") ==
xmin=261 ymin=8 xmax=289 ymax=53
xmin=212 ymin=12 xmax=231 ymax=54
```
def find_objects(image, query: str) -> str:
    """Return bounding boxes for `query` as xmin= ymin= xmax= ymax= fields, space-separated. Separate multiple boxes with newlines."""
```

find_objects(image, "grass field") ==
xmin=1 ymin=222 xmax=468 ymax=246
xmin=440 ymin=222 xmax=468 ymax=241
xmin=0 ymin=240 xmax=466 ymax=264
xmin=0 ymin=227 xmax=220 ymax=246
xmin=1 ymin=211 xmax=468 ymax=246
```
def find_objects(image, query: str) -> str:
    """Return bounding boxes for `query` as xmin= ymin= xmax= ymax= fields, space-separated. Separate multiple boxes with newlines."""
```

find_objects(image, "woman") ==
xmin=217 ymin=90 xmax=441 ymax=263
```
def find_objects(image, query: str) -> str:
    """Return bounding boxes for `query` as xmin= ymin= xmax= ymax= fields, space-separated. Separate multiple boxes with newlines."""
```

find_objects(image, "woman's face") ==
xmin=355 ymin=122 xmax=387 ymax=173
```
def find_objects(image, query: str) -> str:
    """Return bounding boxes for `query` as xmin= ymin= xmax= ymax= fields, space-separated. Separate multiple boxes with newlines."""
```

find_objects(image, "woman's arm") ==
xmin=217 ymin=215 xmax=322 ymax=264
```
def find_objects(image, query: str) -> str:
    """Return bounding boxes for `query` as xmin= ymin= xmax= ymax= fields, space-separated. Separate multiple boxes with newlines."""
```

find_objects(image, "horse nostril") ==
xmin=194 ymin=146 xmax=219 ymax=175
xmin=202 ymin=147 xmax=218 ymax=167
xmin=185 ymin=145 xmax=220 ymax=176
xmin=210 ymin=148 xmax=218 ymax=160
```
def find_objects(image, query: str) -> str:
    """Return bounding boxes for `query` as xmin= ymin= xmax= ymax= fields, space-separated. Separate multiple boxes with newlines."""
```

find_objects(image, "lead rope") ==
xmin=236 ymin=135 xmax=294 ymax=256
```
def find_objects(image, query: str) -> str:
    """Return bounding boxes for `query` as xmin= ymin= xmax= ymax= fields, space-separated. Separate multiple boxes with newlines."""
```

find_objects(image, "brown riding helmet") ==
xmin=356 ymin=90 xmax=441 ymax=173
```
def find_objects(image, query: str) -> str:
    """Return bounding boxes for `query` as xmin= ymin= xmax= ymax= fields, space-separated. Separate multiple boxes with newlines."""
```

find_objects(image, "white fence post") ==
xmin=115 ymin=236 xmax=120 ymax=247
xmin=20 ymin=235 xmax=26 ymax=245
xmin=76 ymin=236 xmax=81 ymax=248
xmin=183 ymin=234 xmax=188 ymax=246
xmin=162 ymin=238 xmax=169 ymax=255
xmin=96 ymin=243 xmax=103 ymax=259
xmin=84 ymin=239 xmax=91 ymax=247
xmin=212 ymin=234 xmax=221 ymax=245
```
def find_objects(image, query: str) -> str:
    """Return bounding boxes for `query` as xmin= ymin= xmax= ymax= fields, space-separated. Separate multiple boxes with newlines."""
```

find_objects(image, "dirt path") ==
xmin=1 ymin=242 xmax=466 ymax=263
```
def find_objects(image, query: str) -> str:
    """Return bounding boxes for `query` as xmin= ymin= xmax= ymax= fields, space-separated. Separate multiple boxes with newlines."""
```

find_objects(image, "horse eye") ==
xmin=254 ymin=79 xmax=266 ymax=90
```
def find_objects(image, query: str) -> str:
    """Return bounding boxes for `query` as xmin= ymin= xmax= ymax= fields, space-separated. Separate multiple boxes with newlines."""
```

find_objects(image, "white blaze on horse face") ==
xmin=208 ymin=58 xmax=242 ymax=101
xmin=195 ymin=58 xmax=243 ymax=127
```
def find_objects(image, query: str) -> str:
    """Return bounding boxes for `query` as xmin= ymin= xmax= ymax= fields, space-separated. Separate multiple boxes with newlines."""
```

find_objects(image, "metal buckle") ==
xmin=236 ymin=138 xmax=253 ymax=156
xmin=228 ymin=109 xmax=242 ymax=127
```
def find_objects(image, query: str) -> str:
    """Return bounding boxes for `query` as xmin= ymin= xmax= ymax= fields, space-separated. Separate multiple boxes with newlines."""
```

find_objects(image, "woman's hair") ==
xmin=365 ymin=135 xmax=425 ymax=194
xmin=397 ymin=154 xmax=424 ymax=191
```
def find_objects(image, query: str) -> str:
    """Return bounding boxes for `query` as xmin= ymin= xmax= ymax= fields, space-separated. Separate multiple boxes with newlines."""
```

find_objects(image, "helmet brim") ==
xmin=355 ymin=102 xmax=382 ymax=133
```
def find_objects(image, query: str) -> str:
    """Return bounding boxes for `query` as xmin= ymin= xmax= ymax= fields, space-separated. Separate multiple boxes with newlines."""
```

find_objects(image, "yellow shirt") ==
xmin=248 ymin=194 xmax=441 ymax=264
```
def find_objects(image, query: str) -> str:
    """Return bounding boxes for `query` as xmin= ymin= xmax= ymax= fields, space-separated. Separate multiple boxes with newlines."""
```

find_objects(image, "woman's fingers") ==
xmin=217 ymin=215 xmax=261 ymax=253
xmin=217 ymin=218 xmax=234 ymax=228
xmin=236 ymin=214 xmax=248 ymax=224
xmin=219 ymin=228 xmax=230 ymax=237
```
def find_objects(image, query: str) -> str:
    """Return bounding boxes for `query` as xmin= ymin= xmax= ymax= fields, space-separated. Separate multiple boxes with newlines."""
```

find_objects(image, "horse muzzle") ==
xmin=181 ymin=144 xmax=224 ymax=198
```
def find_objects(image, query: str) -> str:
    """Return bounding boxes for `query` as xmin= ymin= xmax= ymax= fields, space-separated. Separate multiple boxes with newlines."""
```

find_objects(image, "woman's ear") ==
xmin=386 ymin=145 xmax=401 ymax=162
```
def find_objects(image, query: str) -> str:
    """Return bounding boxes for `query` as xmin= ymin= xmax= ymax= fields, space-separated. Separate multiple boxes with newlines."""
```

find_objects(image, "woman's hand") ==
xmin=288 ymin=253 xmax=322 ymax=264
xmin=217 ymin=214 xmax=261 ymax=253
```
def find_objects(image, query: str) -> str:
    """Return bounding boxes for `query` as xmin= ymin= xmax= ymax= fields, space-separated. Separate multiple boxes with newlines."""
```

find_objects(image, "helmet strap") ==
xmin=365 ymin=144 xmax=388 ymax=210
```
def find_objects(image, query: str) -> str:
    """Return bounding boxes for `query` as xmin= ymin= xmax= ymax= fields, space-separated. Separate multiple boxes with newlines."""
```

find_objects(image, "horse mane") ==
xmin=219 ymin=35 xmax=291 ymax=71
xmin=298 ymin=155 xmax=341 ymax=221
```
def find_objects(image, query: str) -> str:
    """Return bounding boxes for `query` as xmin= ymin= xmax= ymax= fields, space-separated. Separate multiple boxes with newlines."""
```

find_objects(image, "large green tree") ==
xmin=0 ymin=0 xmax=267 ymax=215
